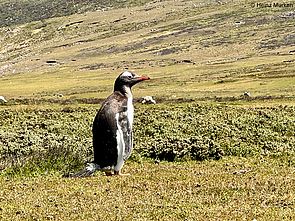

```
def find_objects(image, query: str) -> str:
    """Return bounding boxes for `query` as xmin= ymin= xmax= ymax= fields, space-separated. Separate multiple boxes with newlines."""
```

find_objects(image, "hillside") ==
xmin=0 ymin=0 xmax=294 ymax=101
xmin=0 ymin=0 xmax=154 ymax=27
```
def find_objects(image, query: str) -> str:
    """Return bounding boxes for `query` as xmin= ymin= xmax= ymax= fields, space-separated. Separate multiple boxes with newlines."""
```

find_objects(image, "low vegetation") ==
xmin=1 ymin=102 xmax=294 ymax=176
xmin=136 ymin=103 xmax=295 ymax=160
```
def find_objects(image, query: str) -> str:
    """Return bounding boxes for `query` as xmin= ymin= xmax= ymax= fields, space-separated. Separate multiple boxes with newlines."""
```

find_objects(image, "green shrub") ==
xmin=0 ymin=107 xmax=94 ymax=175
xmin=134 ymin=104 xmax=295 ymax=160
xmin=0 ymin=103 xmax=294 ymax=175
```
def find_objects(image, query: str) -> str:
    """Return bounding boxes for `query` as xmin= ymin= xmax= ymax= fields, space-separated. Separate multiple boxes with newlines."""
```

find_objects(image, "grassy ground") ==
xmin=0 ymin=101 xmax=294 ymax=220
xmin=1 ymin=157 xmax=295 ymax=220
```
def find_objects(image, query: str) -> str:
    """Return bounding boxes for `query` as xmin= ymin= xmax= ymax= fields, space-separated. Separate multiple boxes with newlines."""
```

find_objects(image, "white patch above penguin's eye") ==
xmin=121 ymin=71 xmax=134 ymax=78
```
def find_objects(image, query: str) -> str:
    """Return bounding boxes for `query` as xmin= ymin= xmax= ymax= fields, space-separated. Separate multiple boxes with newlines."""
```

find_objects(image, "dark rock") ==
xmin=46 ymin=60 xmax=58 ymax=64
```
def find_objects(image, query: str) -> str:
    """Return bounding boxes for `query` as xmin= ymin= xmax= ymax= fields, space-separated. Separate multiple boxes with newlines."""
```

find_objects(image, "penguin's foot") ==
xmin=104 ymin=170 xmax=130 ymax=176
xmin=105 ymin=171 xmax=114 ymax=176
xmin=114 ymin=170 xmax=130 ymax=176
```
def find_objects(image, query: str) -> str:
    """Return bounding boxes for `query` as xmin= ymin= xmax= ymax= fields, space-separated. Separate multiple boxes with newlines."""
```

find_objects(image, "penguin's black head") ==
xmin=114 ymin=71 xmax=150 ymax=92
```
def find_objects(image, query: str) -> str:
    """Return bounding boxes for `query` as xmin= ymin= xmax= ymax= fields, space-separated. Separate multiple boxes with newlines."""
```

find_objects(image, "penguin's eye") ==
xmin=127 ymin=75 xmax=132 ymax=79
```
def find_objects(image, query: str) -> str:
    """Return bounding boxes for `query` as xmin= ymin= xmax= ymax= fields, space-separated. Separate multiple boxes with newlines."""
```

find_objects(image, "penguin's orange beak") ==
xmin=138 ymin=76 xmax=150 ymax=81
xmin=130 ymin=74 xmax=150 ymax=86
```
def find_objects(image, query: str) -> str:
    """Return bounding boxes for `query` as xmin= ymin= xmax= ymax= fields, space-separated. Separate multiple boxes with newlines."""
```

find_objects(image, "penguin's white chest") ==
xmin=114 ymin=97 xmax=134 ymax=171
xmin=115 ymin=113 xmax=124 ymax=171
xmin=127 ymin=97 xmax=134 ymax=127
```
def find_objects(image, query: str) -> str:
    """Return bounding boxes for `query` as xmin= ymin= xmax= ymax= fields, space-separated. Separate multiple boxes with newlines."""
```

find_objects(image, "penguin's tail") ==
xmin=63 ymin=163 xmax=100 ymax=178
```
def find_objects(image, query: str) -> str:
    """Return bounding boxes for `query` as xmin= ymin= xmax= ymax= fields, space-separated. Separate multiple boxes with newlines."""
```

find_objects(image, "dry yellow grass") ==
xmin=1 ymin=157 xmax=295 ymax=220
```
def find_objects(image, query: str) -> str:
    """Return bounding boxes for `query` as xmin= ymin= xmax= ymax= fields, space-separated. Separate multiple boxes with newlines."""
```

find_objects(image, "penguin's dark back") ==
xmin=92 ymin=91 xmax=128 ymax=167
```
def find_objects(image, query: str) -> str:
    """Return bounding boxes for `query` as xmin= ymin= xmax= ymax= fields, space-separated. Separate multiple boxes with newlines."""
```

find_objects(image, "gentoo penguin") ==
xmin=71 ymin=71 xmax=149 ymax=177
